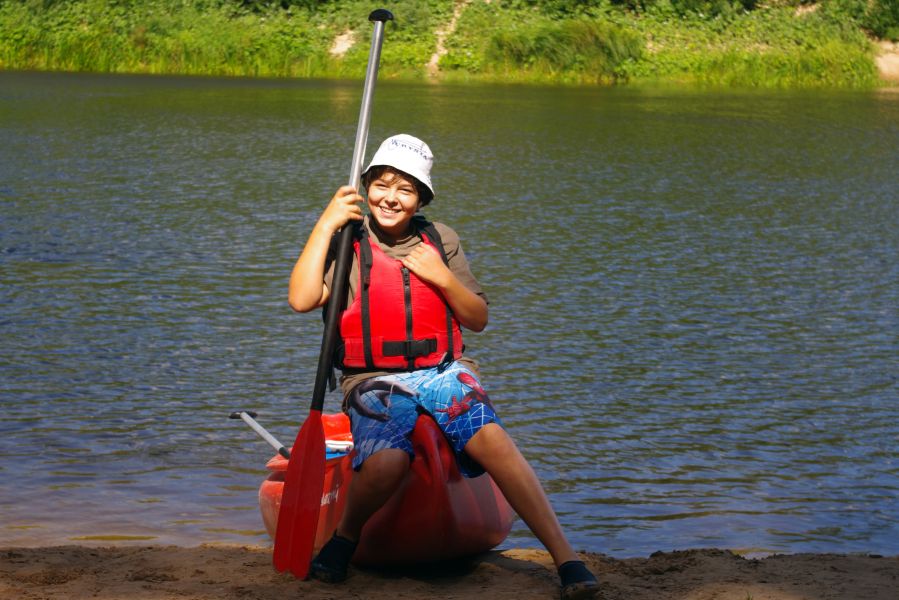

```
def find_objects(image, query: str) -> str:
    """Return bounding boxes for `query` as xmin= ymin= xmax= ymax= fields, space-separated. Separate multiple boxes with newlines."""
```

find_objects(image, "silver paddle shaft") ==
xmin=234 ymin=411 xmax=290 ymax=459
xmin=347 ymin=17 xmax=389 ymax=190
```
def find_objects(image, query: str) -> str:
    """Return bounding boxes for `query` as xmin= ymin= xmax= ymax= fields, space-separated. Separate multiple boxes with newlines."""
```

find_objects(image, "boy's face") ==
xmin=367 ymin=170 xmax=420 ymax=237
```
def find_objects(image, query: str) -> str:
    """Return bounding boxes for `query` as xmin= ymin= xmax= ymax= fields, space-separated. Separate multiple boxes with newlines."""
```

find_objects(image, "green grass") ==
xmin=617 ymin=6 xmax=879 ymax=87
xmin=0 ymin=0 xmax=885 ymax=87
xmin=442 ymin=5 xmax=644 ymax=84
xmin=0 ymin=0 xmax=447 ymax=79
xmin=0 ymin=1 xmax=327 ymax=77
xmin=435 ymin=1 xmax=879 ymax=87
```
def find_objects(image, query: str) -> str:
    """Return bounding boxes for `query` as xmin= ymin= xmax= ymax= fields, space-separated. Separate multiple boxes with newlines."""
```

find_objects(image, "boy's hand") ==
xmin=319 ymin=186 xmax=364 ymax=234
xmin=402 ymin=244 xmax=451 ymax=290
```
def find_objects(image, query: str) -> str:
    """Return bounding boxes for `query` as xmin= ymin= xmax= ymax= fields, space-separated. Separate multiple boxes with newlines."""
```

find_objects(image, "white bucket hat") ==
xmin=363 ymin=134 xmax=434 ymax=199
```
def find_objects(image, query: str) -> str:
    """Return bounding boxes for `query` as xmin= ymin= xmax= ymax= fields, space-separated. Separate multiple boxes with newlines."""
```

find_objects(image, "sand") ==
xmin=2 ymin=545 xmax=897 ymax=600
xmin=876 ymin=41 xmax=899 ymax=83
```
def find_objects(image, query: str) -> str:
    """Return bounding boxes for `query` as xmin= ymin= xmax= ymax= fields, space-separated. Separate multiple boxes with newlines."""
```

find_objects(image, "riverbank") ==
xmin=876 ymin=41 xmax=899 ymax=81
xmin=2 ymin=545 xmax=897 ymax=599
xmin=0 ymin=0 xmax=896 ymax=88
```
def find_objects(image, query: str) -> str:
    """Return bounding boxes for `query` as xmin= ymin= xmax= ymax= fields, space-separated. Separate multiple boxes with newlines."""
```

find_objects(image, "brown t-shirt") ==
xmin=323 ymin=215 xmax=486 ymax=404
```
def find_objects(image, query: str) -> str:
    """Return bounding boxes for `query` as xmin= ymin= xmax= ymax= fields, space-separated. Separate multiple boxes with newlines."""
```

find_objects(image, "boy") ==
xmin=289 ymin=134 xmax=599 ymax=600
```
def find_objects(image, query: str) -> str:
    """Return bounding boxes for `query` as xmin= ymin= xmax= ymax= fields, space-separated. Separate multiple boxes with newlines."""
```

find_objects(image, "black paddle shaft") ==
xmin=310 ymin=9 xmax=393 ymax=412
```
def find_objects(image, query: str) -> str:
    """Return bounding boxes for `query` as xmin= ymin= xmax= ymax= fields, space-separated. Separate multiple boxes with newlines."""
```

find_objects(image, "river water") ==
xmin=1 ymin=72 xmax=897 ymax=557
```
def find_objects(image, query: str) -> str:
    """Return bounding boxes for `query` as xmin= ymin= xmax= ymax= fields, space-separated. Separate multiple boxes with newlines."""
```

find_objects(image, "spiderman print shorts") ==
xmin=346 ymin=362 xmax=502 ymax=477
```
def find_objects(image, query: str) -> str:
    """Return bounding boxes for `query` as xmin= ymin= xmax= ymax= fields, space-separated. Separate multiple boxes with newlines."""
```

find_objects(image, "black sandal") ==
xmin=309 ymin=533 xmax=357 ymax=583
xmin=558 ymin=560 xmax=600 ymax=600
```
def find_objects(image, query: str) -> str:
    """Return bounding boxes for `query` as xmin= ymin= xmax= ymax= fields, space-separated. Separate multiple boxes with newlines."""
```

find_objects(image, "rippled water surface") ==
xmin=1 ymin=72 xmax=897 ymax=557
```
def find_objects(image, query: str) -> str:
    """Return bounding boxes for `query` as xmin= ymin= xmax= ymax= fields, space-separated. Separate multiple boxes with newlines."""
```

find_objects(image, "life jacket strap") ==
xmin=358 ymin=229 xmax=376 ymax=370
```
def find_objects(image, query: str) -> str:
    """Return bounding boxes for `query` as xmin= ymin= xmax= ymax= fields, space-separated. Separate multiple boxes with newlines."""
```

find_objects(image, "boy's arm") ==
xmin=288 ymin=186 xmax=364 ymax=312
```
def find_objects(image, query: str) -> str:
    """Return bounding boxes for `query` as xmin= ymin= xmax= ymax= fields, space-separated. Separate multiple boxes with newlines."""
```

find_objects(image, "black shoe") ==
xmin=309 ymin=533 xmax=357 ymax=583
xmin=558 ymin=560 xmax=600 ymax=600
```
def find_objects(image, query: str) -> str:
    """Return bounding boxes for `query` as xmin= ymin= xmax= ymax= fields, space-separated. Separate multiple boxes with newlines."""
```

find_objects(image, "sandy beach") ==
xmin=2 ymin=545 xmax=897 ymax=600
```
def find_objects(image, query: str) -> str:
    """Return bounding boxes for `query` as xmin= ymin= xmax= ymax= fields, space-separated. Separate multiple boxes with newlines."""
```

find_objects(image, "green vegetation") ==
xmin=0 ymin=0 xmax=452 ymax=77
xmin=443 ymin=7 xmax=646 ymax=84
xmin=613 ymin=4 xmax=880 ymax=87
xmin=0 ymin=0 xmax=894 ymax=87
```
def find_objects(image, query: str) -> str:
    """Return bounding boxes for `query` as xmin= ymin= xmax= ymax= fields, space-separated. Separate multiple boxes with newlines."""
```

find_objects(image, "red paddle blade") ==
xmin=272 ymin=409 xmax=326 ymax=578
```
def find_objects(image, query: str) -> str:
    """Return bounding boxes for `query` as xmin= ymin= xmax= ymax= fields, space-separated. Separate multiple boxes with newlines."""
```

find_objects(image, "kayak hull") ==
xmin=259 ymin=413 xmax=515 ymax=566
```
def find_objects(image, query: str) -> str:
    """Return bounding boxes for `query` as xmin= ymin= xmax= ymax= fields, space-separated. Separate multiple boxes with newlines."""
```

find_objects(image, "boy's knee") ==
xmin=360 ymin=449 xmax=411 ymax=483
xmin=466 ymin=423 xmax=515 ymax=458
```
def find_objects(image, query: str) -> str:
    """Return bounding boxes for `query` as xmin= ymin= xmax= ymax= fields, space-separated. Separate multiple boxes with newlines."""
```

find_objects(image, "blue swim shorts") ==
xmin=345 ymin=362 xmax=502 ymax=477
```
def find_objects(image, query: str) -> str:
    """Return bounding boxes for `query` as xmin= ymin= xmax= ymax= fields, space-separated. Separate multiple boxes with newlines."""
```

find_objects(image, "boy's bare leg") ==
xmin=464 ymin=423 xmax=580 ymax=567
xmin=336 ymin=448 xmax=411 ymax=541
xmin=311 ymin=448 xmax=411 ymax=583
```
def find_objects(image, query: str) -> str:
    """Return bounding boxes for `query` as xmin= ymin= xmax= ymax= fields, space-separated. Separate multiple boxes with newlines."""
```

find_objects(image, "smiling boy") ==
xmin=289 ymin=134 xmax=599 ymax=599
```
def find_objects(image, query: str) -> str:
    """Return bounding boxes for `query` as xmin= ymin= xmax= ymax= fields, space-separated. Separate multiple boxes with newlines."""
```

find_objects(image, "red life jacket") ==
xmin=337 ymin=219 xmax=464 ymax=371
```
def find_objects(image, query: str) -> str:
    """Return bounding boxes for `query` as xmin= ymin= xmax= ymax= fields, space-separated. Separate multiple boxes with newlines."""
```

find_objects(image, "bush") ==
xmin=0 ymin=0 xmax=329 ymax=76
xmin=820 ymin=0 xmax=899 ymax=40
xmin=864 ymin=0 xmax=899 ymax=40
xmin=485 ymin=16 xmax=644 ymax=82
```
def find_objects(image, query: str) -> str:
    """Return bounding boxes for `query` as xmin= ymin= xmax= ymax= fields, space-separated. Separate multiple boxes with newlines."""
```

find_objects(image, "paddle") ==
xmin=229 ymin=411 xmax=290 ymax=459
xmin=272 ymin=8 xmax=394 ymax=579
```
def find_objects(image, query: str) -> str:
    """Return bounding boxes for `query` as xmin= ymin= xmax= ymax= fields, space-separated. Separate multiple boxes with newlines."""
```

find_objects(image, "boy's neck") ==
xmin=369 ymin=215 xmax=415 ymax=245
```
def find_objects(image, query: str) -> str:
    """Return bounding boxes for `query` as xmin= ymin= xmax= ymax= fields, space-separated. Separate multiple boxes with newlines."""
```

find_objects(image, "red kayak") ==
xmin=259 ymin=412 xmax=515 ymax=566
